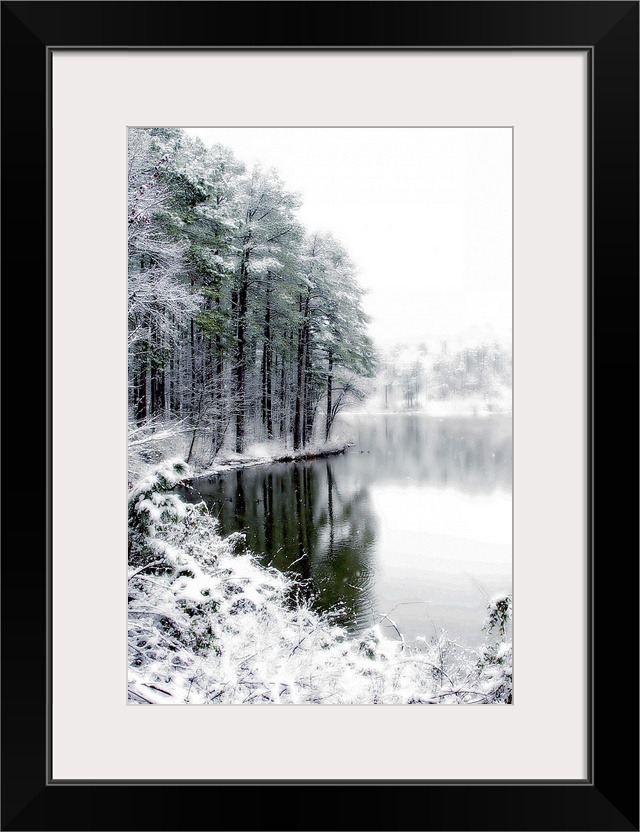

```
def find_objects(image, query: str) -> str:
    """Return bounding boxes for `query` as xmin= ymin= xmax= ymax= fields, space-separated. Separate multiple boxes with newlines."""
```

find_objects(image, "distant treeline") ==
xmin=377 ymin=342 xmax=512 ymax=410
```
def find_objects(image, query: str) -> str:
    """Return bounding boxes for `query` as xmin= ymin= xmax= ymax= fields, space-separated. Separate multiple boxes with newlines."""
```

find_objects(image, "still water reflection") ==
xmin=179 ymin=414 xmax=512 ymax=648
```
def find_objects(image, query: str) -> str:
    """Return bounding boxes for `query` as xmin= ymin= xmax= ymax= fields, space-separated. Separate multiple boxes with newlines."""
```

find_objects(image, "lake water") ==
xmin=180 ymin=413 xmax=512 ymax=649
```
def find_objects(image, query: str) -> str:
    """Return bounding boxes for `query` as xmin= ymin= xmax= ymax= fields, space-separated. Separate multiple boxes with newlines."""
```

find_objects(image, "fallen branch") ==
xmin=128 ymin=688 xmax=153 ymax=704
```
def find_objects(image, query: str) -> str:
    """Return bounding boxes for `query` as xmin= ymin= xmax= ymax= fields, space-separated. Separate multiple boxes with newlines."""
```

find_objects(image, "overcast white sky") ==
xmin=186 ymin=127 xmax=511 ymax=350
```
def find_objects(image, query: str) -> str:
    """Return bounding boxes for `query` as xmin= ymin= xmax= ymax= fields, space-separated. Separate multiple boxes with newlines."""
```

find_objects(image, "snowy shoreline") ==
xmin=182 ymin=440 xmax=352 ymax=483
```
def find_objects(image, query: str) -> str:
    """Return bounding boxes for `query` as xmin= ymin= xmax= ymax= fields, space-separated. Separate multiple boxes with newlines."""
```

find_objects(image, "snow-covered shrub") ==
xmin=128 ymin=458 xmax=190 ymax=563
xmin=475 ymin=593 xmax=513 ymax=703
xmin=128 ymin=460 xmax=513 ymax=705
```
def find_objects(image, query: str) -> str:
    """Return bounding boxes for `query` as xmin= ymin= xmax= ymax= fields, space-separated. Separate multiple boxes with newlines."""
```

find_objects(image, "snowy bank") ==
xmin=182 ymin=440 xmax=352 ymax=483
xmin=128 ymin=420 xmax=351 ymax=486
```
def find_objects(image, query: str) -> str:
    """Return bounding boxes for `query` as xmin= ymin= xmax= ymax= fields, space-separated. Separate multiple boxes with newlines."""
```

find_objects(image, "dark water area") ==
xmin=178 ymin=413 xmax=512 ymax=648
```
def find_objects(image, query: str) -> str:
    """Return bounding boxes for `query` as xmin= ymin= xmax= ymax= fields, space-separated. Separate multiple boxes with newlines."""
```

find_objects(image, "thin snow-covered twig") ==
xmin=128 ymin=560 xmax=167 ymax=581
xmin=377 ymin=612 xmax=405 ymax=648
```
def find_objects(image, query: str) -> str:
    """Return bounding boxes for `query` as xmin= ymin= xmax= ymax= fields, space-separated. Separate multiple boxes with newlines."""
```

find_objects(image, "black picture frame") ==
xmin=2 ymin=2 xmax=638 ymax=830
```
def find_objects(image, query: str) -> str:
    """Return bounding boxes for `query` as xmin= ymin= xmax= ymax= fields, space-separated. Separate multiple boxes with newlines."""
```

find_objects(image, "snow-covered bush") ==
xmin=128 ymin=458 xmax=190 ymax=562
xmin=475 ymin=593 xmax=513 ymax=703
xmin=128 ymin=460 xmax=513 ymax=705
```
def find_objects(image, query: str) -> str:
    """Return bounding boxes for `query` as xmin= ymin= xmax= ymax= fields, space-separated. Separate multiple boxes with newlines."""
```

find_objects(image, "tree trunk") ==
xmin=214 ymin=295 xmax=224 ymax=455
xmin=190 ymin=315 xmax=196 ymax=417
xmin=303 ymin=339 xmax=313 ymax=448
xmin=261 ymin=283 xmax=273 ymax=439
xmin=234 ymin=252 xmax=249 ymax=453
xmin=133 ymin=360 xmax=146 ymax=425
xmin=325 ymin=351 xmax=333 ymax=442
xmin=279 ymin=339 xmax=287 ymax=440
xmin=294 ymin=295 xmax=309 ymax=451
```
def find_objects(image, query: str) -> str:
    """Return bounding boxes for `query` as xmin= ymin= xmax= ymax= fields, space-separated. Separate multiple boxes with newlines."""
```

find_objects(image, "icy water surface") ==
xmin=180 ymin=414 xmax=512 ymax=648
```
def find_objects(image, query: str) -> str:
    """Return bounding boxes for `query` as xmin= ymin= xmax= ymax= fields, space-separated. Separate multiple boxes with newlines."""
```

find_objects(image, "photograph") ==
xmin=127 ymin=126 xmax=513 ymax=705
